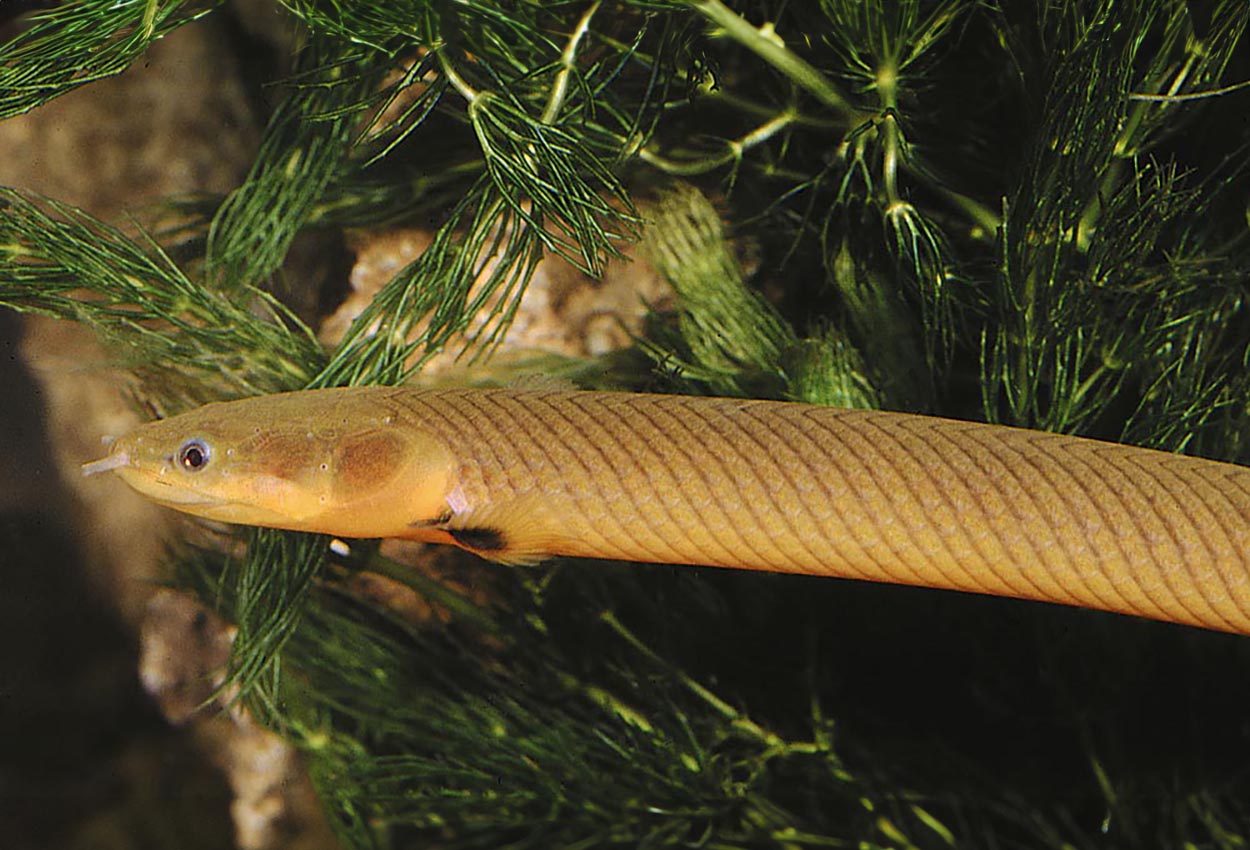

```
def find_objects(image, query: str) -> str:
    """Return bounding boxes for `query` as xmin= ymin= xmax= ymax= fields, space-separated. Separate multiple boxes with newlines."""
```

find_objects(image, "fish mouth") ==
xmin=82 ymin=450 xmax=222 ymax=507
xmin=125 ymin=472 xmax=227 ymax=508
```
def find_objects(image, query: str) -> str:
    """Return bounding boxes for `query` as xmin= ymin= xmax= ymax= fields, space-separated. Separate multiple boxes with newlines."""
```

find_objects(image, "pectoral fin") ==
xmin=408 ymin=493 xmax=561 ymax=567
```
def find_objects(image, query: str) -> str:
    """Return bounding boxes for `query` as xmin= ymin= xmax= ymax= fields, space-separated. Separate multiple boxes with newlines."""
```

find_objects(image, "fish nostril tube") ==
xmin=81 ymin=452 xmax=132 ymax=477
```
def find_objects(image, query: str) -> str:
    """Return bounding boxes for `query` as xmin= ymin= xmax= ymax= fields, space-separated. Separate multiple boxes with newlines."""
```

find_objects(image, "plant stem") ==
xmin=687 ymin=0 xmax=868 ymax=122
xmin=542 ymin=0 xmax=601 ymax=124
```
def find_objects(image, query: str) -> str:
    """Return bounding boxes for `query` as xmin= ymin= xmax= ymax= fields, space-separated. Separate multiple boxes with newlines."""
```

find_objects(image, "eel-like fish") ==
xmin=83 ymin=386 xmax=1250 ymax=633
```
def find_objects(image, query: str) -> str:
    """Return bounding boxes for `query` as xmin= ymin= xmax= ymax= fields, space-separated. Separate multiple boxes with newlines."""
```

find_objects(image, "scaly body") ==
xmin=84 ymin=386 xmax=1250 ymax=633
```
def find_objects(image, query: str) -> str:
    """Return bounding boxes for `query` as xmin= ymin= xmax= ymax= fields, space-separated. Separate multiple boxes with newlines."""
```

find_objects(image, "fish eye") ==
xmin=178 ymin=439 xmax=211 ymax=472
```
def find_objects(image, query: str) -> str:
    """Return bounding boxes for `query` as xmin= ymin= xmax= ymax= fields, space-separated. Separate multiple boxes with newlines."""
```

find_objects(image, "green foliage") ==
xmin=981 ymin=3 xmax=1250 ymax=442
xmin=641 ymin=183 xmax=799 ymax=398
xmin=4 ymin=0 xmax=1250 ymax=848
xmin=179 ymin=550 xmax=958 ymax=849
xmin=0 ymin=188 xmax=319 ymax=403
xmin=0 ymin=0 xmax=220 ymax=120
xmin=205 ymin=36 xmax=392 ymax=289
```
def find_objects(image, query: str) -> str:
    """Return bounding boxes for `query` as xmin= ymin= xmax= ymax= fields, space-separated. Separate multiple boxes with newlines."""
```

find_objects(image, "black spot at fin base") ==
xmin=426 ymin=494 xmax=561 ymax=567
xmin=449 ymin=526 xmax=507 ymax=553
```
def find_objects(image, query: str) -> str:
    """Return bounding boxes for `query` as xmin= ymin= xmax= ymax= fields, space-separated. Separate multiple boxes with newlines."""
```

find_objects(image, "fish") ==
xmin=84 ymin=385 xmax=1250 ymax=633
